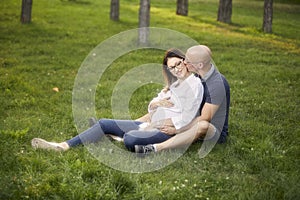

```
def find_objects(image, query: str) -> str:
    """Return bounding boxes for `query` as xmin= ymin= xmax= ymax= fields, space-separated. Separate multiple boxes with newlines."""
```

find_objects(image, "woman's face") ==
xmin=167 ymin=57 xmax=189 ymax=79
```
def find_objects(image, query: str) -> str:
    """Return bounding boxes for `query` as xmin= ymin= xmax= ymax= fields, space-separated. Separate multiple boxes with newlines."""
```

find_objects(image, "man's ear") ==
xmin=198 ymin=62 xmax=204 ymax=69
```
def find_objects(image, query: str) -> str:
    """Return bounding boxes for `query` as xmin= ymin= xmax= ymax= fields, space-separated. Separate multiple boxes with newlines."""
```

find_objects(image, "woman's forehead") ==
xmin=167 ymin=57 xmax=181 ymax=65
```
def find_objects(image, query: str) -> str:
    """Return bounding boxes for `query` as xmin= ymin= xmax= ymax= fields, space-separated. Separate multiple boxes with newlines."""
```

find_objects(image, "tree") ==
xmin=217 ymin=0 xmax=232 ymax=24
xmin=176 ymin=0 xmax=188 ymax=16
xmin=110 ymin=0 xmax=119 ymax=21
xmin=21 ymin=0 xmax=33 ymax=24
xmin=138 ymin=0 xmax=150 ymax=45
xmin=262 ymin=0 xmax=273 ymax=33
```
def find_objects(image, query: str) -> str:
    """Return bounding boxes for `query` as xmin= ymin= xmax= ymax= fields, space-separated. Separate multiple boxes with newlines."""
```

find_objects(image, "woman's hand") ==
xmin=151 ymin=119 xmax=176 ymax=136
xmin=159 ymin=125 xmax=177 ymax=135
xmin=149 ymin=98 xmax=173 ymax=110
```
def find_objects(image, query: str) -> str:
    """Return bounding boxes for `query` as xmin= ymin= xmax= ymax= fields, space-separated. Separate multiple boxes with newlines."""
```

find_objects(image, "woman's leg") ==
xmin=98 ymin=119 xmax=141 ymax=138
xmin=123 ymin=130 xmax=173 ymax=152
xmin=31 ymin=123 xmax=106 ymax=151
xmin=31 ymin=119 xmax=141 ymax=151
xmin=67 ymin=119 xmax=141 ymax=147
xmin=66 ymin=123 xmax=104 ymax=147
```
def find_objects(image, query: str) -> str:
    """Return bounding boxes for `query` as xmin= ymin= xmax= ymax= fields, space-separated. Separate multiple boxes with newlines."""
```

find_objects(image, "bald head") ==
xmin=186 ymin=45 xmax=212 ymax=65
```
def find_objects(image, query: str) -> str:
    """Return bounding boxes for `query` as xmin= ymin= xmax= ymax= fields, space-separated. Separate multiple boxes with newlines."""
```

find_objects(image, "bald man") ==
xmin=135 ymin=45 xmax=230 ymax=157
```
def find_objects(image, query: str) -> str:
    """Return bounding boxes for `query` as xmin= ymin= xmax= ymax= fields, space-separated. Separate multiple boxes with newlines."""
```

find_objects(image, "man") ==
xmin=135 ymin=45 xmax=230 ymax=157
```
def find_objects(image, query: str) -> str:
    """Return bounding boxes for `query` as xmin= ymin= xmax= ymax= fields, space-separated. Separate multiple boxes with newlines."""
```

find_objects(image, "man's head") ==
xmin=184 ymin=45 xmax=212 ymax=74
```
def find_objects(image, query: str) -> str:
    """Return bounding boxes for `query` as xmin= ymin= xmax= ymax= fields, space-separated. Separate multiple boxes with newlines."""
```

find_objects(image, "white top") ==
xmin=147 ymin=74 xmax=203 ymax=130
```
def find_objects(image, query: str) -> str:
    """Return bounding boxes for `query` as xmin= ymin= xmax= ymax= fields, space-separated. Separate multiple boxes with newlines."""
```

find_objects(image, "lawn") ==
xmin=0 ymin=0 xmax=299 ymax=199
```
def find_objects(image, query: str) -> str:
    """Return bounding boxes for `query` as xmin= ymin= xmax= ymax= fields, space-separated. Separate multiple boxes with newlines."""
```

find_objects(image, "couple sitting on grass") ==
xmin=31 ymin=45 xmax=230 ymax=156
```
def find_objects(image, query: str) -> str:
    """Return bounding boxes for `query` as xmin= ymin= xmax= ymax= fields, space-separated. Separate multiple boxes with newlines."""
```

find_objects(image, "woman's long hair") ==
xmin=162 ymin=48 xmax=185 ymax=91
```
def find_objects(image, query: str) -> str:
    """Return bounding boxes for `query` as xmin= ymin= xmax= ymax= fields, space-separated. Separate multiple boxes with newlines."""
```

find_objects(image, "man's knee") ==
xmin=198 ymin=121 xmax=210 ymax=134
xmin=193 ymin=120 xmax=211 ymax=140
xmin=123 ymin=132 xmax=136 ymax=152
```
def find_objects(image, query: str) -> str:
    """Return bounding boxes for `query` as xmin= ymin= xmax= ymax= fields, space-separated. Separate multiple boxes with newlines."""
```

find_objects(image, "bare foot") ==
xmin=31 ymin=138 xmax=69 ymax=151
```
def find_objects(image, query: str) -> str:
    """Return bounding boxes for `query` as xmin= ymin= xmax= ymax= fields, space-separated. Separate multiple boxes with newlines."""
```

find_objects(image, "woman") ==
xmin=31 ymin=48 xmax=203 ymax=152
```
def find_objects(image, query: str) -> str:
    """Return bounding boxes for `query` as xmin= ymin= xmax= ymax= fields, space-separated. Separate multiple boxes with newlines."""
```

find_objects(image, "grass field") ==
xmin=1 ymin=0 xmax=299 ymax=199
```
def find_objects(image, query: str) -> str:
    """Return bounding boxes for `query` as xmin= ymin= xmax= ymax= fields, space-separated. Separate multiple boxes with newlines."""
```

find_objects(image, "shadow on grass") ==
xmin=189 ymin=15 xmax=290 ymax=42
xmin=60 ymin=0 xmax=93 ymax=6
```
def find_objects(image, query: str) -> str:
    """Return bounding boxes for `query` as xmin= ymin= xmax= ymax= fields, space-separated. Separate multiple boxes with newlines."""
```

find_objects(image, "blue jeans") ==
xmin=66 ymin=119 xmax=173 ymax=152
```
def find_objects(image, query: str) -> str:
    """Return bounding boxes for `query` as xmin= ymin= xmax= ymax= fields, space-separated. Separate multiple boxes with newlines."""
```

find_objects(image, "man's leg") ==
xmin=155 ymin=120 xmax=215 ymax=152
xmin=123 ymin=130 xmax=173 ymax=152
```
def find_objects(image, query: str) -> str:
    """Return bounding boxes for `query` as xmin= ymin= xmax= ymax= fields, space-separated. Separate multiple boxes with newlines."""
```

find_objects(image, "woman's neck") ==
xmin=178 ymin=72 xmax=191 ymax=82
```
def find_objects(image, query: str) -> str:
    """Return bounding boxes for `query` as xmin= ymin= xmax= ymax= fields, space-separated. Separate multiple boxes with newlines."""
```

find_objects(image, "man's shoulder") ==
xmin=207 ymin=70 xmax=229 ymax=88
xmin=206 ymin=72 xmax=223 ymax=87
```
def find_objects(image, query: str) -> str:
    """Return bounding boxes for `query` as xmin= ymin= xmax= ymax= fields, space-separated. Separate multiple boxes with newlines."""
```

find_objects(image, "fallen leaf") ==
xmin=52 ymin=87 xmax=59 ymax=92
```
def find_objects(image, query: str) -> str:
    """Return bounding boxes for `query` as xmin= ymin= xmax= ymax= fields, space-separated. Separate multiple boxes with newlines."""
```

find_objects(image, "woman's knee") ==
xmin=98 ymin=118 xmax=110 ymax=127
xmin=98 ymin=118 xmax=115 ymax=133
xmin=98 ymin=118 xmax=106 ymax=127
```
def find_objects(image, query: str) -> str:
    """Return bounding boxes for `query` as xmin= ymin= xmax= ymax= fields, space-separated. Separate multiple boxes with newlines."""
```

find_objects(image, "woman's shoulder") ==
xmin=187 ymin=74 xmax=202 ymax=85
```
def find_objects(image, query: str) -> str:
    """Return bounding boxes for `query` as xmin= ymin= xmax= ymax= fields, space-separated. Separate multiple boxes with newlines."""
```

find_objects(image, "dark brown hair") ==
xmin=162 ymin=48 xmax=185 ymax=90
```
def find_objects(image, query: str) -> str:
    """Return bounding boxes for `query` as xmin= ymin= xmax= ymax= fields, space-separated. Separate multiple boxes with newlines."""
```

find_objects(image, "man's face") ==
xmin=183 ymin=54 xmax=199 ymax=73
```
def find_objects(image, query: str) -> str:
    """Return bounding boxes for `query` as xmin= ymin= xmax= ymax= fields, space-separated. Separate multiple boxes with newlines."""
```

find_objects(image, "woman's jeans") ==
xmin=66 ymin=119 xmax=173 ymax=152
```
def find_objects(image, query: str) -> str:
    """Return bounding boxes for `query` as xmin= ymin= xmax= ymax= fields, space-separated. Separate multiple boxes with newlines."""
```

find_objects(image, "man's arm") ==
xmin=198 ymin=103 xmax=219 ymax=122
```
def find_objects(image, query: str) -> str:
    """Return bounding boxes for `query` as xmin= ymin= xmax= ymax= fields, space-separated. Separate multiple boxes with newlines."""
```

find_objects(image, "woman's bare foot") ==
xmin=31 ymin=138 xmax=69 ymax=151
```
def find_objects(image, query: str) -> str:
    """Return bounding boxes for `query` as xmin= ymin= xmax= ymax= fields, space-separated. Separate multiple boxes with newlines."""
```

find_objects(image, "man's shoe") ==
xmin=134 ymin=144 xmax=155 ymax=155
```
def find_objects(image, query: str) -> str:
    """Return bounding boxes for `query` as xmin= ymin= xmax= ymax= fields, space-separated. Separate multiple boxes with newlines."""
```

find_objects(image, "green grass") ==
xmin=1 ymin=0 xmax=300 ymax=199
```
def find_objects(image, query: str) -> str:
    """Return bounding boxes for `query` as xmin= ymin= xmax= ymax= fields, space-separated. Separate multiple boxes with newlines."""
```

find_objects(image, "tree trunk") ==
xmin=217 ymin=0 xmax=232 ymax=24
xmin=138 ymin=0 xmax=150 ymax=45
xmin=176 ymin=0 xmax=188 ymax=16
xmin=110 ymin=0 xmax=119 ymax=21
xmin=21 ymin=0 xmax=33 ymax=24
xmin=262 ymin=0 xmax=273 ymax=33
